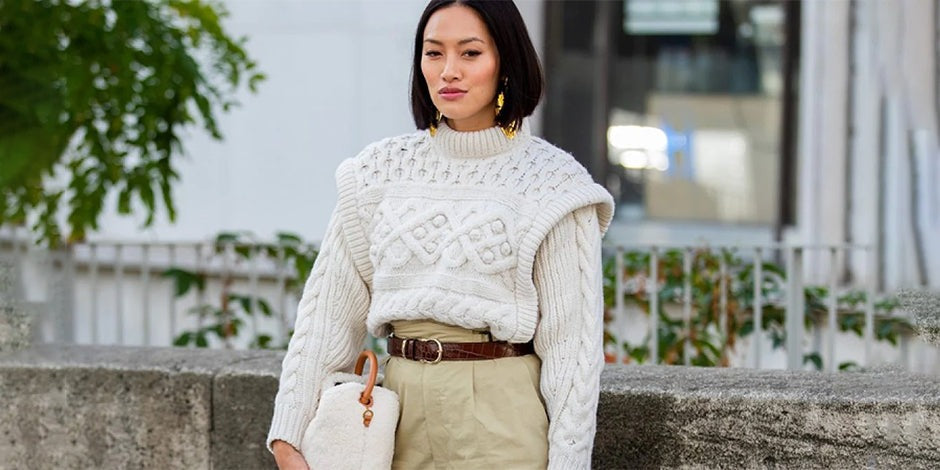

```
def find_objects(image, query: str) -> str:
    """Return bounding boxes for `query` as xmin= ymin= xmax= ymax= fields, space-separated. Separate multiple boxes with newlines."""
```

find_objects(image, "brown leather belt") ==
xmin=387 ymin=335 xmax=535 ymax=363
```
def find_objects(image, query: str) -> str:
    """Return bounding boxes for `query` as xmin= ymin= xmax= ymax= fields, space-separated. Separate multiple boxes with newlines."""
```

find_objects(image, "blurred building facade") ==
xmin=542 ymin=0 xmax=939 ymax=291
xmin=82 ymin=0 xmax=938 ymax=291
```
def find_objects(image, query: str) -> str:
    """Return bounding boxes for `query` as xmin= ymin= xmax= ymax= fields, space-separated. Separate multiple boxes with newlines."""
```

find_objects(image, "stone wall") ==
xmin=0 ymin=258 xmax=30 ymax=353
xmin=596 ymin=366 xmax=940 ymax=468
xmin=0 ymin=346 xmax=279 ymax=469
xmin=1 ymin=345 xmax=939 ymax=469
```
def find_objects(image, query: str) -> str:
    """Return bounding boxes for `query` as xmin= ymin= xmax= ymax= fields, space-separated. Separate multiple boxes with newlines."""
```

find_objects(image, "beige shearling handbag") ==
xmin=300 ymin=350 xmax=400 ymax=469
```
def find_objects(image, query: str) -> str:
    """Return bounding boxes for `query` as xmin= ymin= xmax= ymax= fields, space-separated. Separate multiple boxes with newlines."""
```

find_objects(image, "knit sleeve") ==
xmin=533 ymin=204 xmax=605 ymax=470
xmin=265 ymin=200 xmax=372 ymax=453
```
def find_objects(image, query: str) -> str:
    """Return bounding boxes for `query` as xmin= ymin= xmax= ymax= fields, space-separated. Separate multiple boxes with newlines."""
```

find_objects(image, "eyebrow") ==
xmin=424 ymin=37 xmax=485 ymax=46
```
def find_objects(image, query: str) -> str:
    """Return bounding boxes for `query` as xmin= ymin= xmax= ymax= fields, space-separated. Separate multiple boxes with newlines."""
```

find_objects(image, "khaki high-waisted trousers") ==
xmin=383 ymin=320 xmax=549 ymax=469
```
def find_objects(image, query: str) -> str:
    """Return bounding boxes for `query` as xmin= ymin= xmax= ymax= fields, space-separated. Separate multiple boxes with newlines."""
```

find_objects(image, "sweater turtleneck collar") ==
xmin=430 ymin=119 xmax=530 ymax=159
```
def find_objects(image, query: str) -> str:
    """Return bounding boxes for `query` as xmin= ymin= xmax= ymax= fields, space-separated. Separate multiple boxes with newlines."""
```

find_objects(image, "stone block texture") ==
xmin=2 ymin=345 xmax=940 ymax=469
xmin=595 ymin=365 xmax=940 ymax=469
xmin=0 ymin=346 xmax=280 ymax=470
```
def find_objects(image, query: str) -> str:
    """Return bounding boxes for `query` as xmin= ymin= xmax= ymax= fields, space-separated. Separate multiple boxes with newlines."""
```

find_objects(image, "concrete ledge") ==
xmin=212 ymin=355 xmax=281 ymax=469
xmin=0 ymin=258 xmax=30 ymax=352
xmin=898 ymin=289 xmax=940 ymax=346
xmin=0 ymin=345 xmax=281 ymax=470
xmin=597 ymin=366 xmax=940 ymax=469
xmin=0 ymin=306 xmax=30 ymax=353
xmin=2 ymin=346 xmax=939 ymax=469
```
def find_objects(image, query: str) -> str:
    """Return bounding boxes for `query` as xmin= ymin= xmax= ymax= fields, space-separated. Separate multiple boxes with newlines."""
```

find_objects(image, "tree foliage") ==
xmin=0 ymin=0 xmax=264 ymax=246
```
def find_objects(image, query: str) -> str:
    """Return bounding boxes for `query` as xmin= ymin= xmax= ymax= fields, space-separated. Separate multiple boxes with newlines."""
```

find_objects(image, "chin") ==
xmin=438 ymin=107 xmax=468 ymax=121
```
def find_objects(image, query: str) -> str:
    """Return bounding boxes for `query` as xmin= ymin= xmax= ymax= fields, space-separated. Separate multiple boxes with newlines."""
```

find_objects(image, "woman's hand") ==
xmin=272 ymin=440 xmax=310 ymax=470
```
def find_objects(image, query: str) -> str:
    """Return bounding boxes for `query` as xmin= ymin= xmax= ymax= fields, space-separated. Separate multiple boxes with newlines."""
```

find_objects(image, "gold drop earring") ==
xmin=495 ymin=79 xmax=516 ymax=139
xmin=429 ymin=110 xmax=442 ymax=137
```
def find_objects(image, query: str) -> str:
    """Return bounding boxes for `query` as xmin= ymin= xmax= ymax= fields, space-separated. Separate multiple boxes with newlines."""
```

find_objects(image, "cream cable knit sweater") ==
xmin=267 ymin=120 xmax=615 ymax=469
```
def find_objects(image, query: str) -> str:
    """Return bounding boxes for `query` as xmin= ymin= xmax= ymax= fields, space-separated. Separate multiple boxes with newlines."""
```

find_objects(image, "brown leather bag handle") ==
xmin=354 ymin=350 xmax=378 ymax=407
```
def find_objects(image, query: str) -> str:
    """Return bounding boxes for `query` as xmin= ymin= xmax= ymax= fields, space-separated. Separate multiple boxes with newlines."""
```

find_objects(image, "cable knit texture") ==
xmin=267 ymin=120 xmax=615 ymax=468
xmin=534 ymin=205 xmax=604 ymax=469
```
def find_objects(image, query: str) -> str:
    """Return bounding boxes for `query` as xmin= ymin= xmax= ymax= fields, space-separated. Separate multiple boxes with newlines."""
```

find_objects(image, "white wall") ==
xmin=869 ymin=0 xmax=939 ymax=289
xmin=796 ymin=0 xmax=849 ymax=251
xmin=804 ymin=0 xmax=939 ymax=289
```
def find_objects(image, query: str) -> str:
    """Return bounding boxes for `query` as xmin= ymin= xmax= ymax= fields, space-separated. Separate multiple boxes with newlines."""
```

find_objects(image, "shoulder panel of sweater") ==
xmin=512 ymin=138 xmax=613 ymax=340
xmin=335 ymin=156 xmax=376 ymax=291
xmin=521 ymin=136 xmax=615 ymax=233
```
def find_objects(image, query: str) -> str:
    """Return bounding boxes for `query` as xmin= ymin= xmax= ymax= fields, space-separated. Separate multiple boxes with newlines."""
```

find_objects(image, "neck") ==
xmin=431 ymin=119 xmax=530 ymax=159
xmin=445 ymin=114 xmax=496 ymax=132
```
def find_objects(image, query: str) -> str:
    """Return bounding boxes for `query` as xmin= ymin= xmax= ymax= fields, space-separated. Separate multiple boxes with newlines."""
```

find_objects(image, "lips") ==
xmin=438 ymin=87 xmax=466 ymax=101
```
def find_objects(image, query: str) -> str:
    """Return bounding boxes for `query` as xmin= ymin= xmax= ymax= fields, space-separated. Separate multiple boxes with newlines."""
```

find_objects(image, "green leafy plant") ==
xmin=0 ymin=0 xmax=265 ymax=247
xmin=162 ymin=231 xmax=317 ymax=349
xmin=603 ymin=248 xmax=911 ymax=370
xmin=163 ymin=231 xmax=392 ymax=354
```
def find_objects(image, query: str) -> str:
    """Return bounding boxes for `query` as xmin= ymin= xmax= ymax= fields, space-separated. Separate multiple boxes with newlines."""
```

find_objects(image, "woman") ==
xmin=269 ymin=1 xmax=614 ymax=468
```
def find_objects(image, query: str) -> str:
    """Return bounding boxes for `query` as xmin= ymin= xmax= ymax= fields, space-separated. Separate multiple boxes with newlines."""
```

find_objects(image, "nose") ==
xmin=440 ymin=55 xmax=459 ymax=82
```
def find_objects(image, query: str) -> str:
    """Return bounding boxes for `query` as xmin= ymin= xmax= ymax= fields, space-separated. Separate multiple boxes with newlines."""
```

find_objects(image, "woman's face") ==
xmin=421 ymin=5 xmax=500 ymax=132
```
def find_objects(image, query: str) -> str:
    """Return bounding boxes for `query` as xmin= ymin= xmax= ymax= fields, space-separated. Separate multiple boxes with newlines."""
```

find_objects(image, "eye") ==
xmin=424 ymin=50 xmax=442 ymax=58
xmin=463 ymin=50 xmax=482 ymax=58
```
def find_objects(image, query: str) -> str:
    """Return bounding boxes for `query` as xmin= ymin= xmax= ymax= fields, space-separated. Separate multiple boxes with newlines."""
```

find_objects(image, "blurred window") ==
xmin=544 ymin=0 xmax=796 ymax=225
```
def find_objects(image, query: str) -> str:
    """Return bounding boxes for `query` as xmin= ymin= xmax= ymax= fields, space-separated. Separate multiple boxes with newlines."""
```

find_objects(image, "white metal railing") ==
xmin=606 ymin=242 xmax=928 ymax=372
xmin=1 ymin=228 xmax=312 ymax=350
xmin=78 ymin=241 xmax=301 ymax=347
xmin=2 ymin=227 xmax=933 ymax=372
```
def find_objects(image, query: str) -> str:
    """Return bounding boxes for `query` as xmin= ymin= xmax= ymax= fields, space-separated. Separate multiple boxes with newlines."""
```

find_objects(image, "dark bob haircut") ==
xmin=410 ymin=0 xmax=544 ymax=132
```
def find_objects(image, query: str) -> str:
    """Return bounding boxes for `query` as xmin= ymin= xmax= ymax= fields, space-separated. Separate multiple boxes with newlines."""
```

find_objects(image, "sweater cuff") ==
xmin=265 ymin=403 xmax=308 ymax=454
xmin=548 ymin=450 xmax=591 ymax=470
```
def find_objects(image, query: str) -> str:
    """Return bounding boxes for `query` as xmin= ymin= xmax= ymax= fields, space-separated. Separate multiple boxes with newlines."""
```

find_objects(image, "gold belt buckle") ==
xmin=418 ymin=338 xmax=443 ymax=364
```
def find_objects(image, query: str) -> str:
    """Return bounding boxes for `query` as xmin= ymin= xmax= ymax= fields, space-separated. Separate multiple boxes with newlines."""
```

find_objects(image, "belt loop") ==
xmin=402 ymin=338 xmax=412 ymax=360
xmin=473 ymin=328 xmax=493 ymax=342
